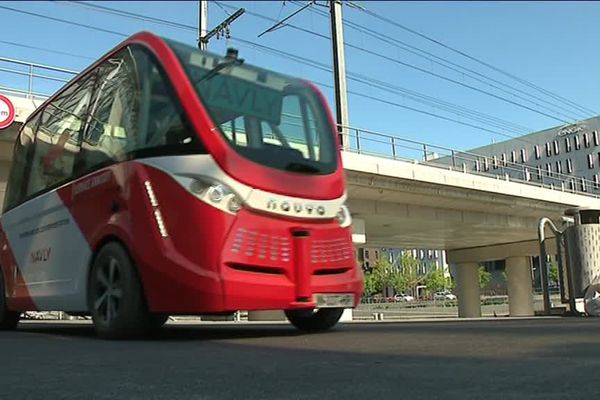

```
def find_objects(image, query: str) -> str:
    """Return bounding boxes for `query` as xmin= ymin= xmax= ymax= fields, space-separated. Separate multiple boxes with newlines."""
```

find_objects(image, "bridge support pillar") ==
xmin=506 ymin=256 xmax=534 ymax=317
xmin=456 ymin=262 xmax=481 ymax=318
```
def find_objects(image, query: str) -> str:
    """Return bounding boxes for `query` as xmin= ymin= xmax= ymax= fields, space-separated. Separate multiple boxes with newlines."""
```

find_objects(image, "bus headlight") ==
xmin=228 ymin=195 xmax=242 ymax=213
xmin=187 ymin=179 xmax=243 ymax=215
xmin=208 ymin=184 xmax=227 ymax=203
xmin=336 ymin=205 xmax=351 ymax=228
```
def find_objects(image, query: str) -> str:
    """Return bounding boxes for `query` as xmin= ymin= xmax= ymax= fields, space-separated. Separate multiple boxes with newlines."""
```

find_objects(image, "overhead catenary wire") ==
xmin=0 ymin=5 xmax=128 ymax=38
xmin=39 ymin=1 xmax=537 ymax=135
xmin=230 ymin=37 xmax=541 ymax=143
xmin=357 ymin=5 xmax=598 ymax=116
xmin=0 ymin=2 xmax=576 ymax=142
xmin=0 ymin=39 xmax=95 ymax=60
xmin=290 ymin=0 xmax=590 ymax=121
xmin=56 ymin=0 xmax=573 ymax=128
xmin=215 ymin=1 xmax=576 ymax=124
xmin=238 ymin=39 xmax=534 ymax=135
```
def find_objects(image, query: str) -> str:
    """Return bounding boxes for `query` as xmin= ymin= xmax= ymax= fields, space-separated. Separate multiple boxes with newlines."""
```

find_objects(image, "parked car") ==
xmin=433 ymin=291 xmax=457 ymax=301
xmin=394 ymin=293 xmax=415 ymax=302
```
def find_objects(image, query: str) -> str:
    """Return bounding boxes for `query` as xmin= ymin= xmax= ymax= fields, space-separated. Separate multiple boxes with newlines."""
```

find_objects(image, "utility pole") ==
xmin=198 ymin=0 xmax=208 ymax=50
xmin=330 ymin=0 xmax=349 ymax=148
xmin=198 ymin=2 xmax=245 ymax=51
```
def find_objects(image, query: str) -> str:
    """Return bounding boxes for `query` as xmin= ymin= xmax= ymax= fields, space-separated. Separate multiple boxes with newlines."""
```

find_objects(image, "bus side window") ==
xmin=4 ymin=114 xmax=39 ymax=211
xmin=81 ymin=50 xmax=138 ymax=172
xmin=26 ymin=74 xmax=95 ymax=197
xmin=134 ymin=47 xmax=205 ymax=156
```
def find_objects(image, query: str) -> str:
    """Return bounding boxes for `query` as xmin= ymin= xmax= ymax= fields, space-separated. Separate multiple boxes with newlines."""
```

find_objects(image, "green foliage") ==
xmin=392 ymin=253 xmax=421 ymax=293
xmin=364 ymin=253 xmax=424 ymax=295
xmin=362 ymin=272 xmax=379 ymax=296
xmin=424 ymin=268 xmax=447 ymax=293
xmin=479 ymin=266 xmax=492 ymax=289
xmin=548 ymin=261 xmax=559 ymax=284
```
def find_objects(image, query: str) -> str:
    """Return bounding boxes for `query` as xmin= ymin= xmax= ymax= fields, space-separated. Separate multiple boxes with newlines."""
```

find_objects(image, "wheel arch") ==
xmin=86 ymin=234 xmax=150 ymax=311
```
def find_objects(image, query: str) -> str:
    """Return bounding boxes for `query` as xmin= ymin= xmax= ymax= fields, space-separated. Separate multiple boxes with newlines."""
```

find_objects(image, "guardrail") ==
xmin=0 ymin=56 xmax=76 ymax=100
xmin=339 ymin=125 xmax=600 ymax=198
xmin=0 ymin=56 xmax=597 ymax=198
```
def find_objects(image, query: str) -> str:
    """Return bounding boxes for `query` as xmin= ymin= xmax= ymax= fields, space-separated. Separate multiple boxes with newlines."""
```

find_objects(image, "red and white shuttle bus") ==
xmin=0 ymin=32 xmax=362 ymax=338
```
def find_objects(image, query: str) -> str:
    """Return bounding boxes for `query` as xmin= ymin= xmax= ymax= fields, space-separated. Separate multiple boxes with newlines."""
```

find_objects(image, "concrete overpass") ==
xmin=342 ymin=150 xmax=600 ymax=318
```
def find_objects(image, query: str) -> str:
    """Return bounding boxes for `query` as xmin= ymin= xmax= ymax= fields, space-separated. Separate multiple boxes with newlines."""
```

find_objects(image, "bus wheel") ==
xmin=88 ymin=242 xmax=150 ymax=339
xmin=284 ymin=308 xmax=343 ymax=332
xmin=0 ymin=269 xmax=20 ymax=330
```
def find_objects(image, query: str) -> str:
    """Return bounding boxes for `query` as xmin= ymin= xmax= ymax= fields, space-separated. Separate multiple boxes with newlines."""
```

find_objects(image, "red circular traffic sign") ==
xmin=0 ymin=95 xmax=15 ymax=129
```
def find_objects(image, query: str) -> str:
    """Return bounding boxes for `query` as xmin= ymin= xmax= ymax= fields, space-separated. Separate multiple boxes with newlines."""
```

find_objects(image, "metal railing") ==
xmin=0 ymin=56 xmax=598 ymax=198
xmin=339 ymin=125 xmax=600 ymax=199
xmin=0 ymin=56 xmax=77 ymax=100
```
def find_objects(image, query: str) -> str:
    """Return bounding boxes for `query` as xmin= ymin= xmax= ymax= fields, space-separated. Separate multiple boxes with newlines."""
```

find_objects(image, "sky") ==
xmin=1 ymin=1 xmax=600 ymax=157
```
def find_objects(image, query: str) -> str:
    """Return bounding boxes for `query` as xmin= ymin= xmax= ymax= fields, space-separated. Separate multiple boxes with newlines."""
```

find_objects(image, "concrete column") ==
xmin=505 ymin=256 xmax=534 ymax=316
xmin=455 ymin=262 xmax=481 ymax=318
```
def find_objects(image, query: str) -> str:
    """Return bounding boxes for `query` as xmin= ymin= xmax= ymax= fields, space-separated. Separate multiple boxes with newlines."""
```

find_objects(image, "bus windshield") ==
xmin=166 ymin=40 xmax=338 ymax=175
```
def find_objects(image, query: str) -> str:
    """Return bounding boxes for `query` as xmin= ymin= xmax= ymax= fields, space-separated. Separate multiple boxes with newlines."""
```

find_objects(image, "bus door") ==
xmin=2 ymin=76 xmax=96 ymax=310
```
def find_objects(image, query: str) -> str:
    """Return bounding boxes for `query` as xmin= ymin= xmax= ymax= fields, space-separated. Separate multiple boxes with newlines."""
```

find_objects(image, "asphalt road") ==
xmin=1 ymin=318 xmax=599 ymax=400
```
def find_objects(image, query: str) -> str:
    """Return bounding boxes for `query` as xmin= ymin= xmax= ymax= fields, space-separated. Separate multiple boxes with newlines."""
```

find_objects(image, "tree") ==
xmin=424 ymin=268 xmax=447 ymax=294
xmin=479 ymin=266 xmax=491 ymax=289
xmin=548 ymin=261 xmax=559 ymax=285
xmin=362 ymin=272 xmax=379 ymax=297
xmin=392 ymin=253 xmax=422 ymax=294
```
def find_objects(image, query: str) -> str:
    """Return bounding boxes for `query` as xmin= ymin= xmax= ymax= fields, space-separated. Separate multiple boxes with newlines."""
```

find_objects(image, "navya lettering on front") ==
xmin=0 ymin=32 xmax=363 ymax=339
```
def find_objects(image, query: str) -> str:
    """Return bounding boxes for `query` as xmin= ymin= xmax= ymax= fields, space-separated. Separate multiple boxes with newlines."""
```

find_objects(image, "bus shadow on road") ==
xmin=15 ymin=321 xmax=318 ymax=341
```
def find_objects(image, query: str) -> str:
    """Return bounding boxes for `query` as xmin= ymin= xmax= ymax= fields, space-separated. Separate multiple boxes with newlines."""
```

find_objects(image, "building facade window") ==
xmin=536 ymin=165 xmax=542 ymax=180
xmin=520 ymin=148 xmax=527 ymax=163
xmin=567 ymin=158 xmax=573 ymax=173
xmin=582 ymin=177 xmax=587 ymax=192
xmin=483 ymin=157 xmax=489 ymax=171
xmin=501 ymin=153 xmax=506 ymax=166
xmin=545 ymin=142 xmax=552 ymax=157
xmin=575 ymin=135 xmax=581 ymax=150
xmin=524 ymin=167 xmax=531 ymax=181
xmin=595 ymin=175 xmax=600 ymax=189
xmin=553 ymin=140 xmax=560 ymax=155
xmin=565 ymin=137 xmax=572 ymax=152
xmin=595 ymin=130 xmax=600 ymax=146
xmin=546 ymin=163 xmax=552 ymax=176
xmin=510 ymin=150 xmax=516 ymax=163
xmin=555 ymin=160 xmax=562 ymax=174
xmin=535 ymin=145 xmax=541 ymax=159
xmin=474 ymin=159 xmax=480 ymax=172
xmin=584 ymin=132 xmax=591 ymax=148
xmin=589 ymin=154 xmax=595 ymax=169
xmin=492 ymin=155 xmax=498 ymax=169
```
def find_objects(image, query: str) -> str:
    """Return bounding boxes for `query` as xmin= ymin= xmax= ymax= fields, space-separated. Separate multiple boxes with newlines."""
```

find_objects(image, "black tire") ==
xmin=88 ymin=242 xmax=150 ymax=339
xmin=0 ymin=269 xmax=20 ymax=330
xmin=285 ymin=308 xmax=344 ymax=332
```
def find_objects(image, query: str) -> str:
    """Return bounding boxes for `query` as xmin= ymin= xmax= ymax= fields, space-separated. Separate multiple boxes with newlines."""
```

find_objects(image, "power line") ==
xmin=217 ymin=1 xmax=573 ymax=124
xmin=66 ymin=1 xmax=196 ymax=31
xmin=294 ymin=1 xmax=589 ymax=121
xmin=230 ymin=37 xmax=539 ymax=142
xmin=232 ymin=37 xmax=533 ymax=134
xmin=358 ymin=6 xmax=598 ymax=116
xmin=2 ymin=2 xmax=548 ymax=139
xmin=0 ymin=5 xmax=128 ymax=37
xmin=0 ymin=39 xmax=95 ymax=60
xmin=56 ymin=0 xmax=558 ymax=129
xmin=11 ymin=0 xmax=535 ymax=136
